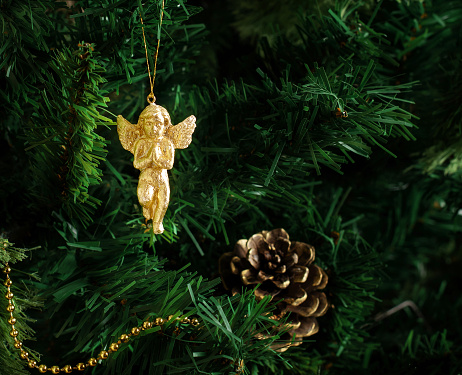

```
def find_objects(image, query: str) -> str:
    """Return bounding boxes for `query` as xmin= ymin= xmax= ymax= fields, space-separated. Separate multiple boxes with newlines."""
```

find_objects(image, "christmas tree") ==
xmin=1 ymin=0 xmax=461 ymax=374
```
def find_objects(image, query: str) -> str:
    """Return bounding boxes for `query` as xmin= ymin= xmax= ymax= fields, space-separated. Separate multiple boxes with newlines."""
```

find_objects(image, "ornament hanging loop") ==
xmin=147 ymin=92 xmax=156 ymax=104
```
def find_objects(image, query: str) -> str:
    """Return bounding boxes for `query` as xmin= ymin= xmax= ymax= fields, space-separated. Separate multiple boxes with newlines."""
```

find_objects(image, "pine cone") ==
xmin=219 ymin=228 xmax=329 ymax=351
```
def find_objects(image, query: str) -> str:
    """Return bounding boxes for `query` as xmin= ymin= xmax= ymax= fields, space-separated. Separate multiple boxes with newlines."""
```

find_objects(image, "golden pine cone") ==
xmin=219 ymin=228 xmax=329 ymax=351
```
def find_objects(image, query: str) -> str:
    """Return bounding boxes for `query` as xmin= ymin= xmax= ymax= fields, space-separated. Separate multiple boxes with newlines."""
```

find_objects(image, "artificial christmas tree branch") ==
xmin=25 ymin=44 xmax=110 ymax=225
xmin=1 ymin=236 xmax=290 ymax=374
xmin=1 ymin=0 xmax=462 ymax=374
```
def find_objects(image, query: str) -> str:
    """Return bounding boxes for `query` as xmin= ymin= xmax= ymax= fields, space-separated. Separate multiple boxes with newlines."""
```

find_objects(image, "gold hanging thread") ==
xmin=2 ymin=263 xmax=200 ymax=373
xmin=118 ymin=2 xmax=197 ymax=234
xmin=140 ymin=2 xmax=165 ymax=105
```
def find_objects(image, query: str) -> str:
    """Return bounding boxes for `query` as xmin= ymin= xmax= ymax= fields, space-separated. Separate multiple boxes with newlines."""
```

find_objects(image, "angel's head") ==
xmin=138 ymin=104 xmax=171 ymax=138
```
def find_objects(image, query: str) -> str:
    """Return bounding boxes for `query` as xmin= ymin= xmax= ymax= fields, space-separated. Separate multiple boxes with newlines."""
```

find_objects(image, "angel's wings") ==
xmin=166 ymin=115 xmax=197 ymax=149
xmin=117 ymin=115 xmax=142 ymax=154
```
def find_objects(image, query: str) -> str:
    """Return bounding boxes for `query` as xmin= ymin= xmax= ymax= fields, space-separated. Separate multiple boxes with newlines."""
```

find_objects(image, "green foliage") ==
xmin=231 ymin=0 xmax=335 ymax=44
xmin=420 ymin=139 xmax=462 ymax=176
xmin=0 ymin=0 xmax=55 ymax=119
xmin=25 ymin=44 xmax=110 ymax=224
xmin=1 ymin=235 xmax=287 ymax=374
xmin=362 ymin=177 xmax=462 ymax=375
xmin=168 ymin=2 xmax=417 ymax=246
xmin=1 ymin=0 xmax=462 ymax=374
xmin=378 ymin=0 xmax=462 ymax=175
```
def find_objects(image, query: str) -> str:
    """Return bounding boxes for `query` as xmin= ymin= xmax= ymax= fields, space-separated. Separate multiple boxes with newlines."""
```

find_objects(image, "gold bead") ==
xmin=76 ymin=363 xmax=86 ymax=371
xmin=5 ymin=291 xmax=14 ymax=299
xmin=181 ymin=317 xmax=190 ymax=324
xmin=20 ymin=349 xmax=29 ymax=359
xmin=8 ymin=317 xmax=16 ymax=325
xmin=4 ymin=279 xmax=12 ymax=286
xmin=6 ymin=304 xmax=15 ymax=312
xmin=88 ymin=357 xmax=98 ymax=367
xmin=109 ymin=342 xmax=119 ymax=352
xmin=3 ymin=266 xmax=11 ymax=274
xmin=142 ymin=321 xmax=153 ymax=330
xmin=10 ymin=328 xmax=19 ymax=337
xmin=190 ymin=318 xmax=199 ymax=326
xmin=28 ymin=359 xmax=36 ymax=368
xmin=51 ymin=365 xmax=60 ymax=374
xmin=38 ymin=364 xmax=47 ymax=373
xmin=120 ymin=334 xmax=130 ymax=343
xmin=168 ymin=315 xmax=174 ymax=321
xmin=99 ymin=350 xmax=109 ymax=360
xmin=62 ymin=365 xmax=73 ymax=373
xmin=155 ymin=317 xmax=165 ymax=325
xmin=131 ymin=327 xmax=141 ymax=336
xmin=14 ymin=340 xmax=23 ymax=349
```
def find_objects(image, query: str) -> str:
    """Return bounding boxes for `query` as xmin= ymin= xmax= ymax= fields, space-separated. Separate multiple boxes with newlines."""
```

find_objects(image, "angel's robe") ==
xmin=133 ymin=136 xmax=174 ymax=222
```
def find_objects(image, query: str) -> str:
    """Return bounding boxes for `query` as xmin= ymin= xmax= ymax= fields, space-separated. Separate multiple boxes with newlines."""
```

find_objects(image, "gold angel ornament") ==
xmin=117 ymin=103 xmax=196 ymax=234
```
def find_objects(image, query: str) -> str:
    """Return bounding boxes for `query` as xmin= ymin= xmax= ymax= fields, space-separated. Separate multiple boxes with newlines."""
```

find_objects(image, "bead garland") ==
xmin=2 ymin=263 xmax=200 ymax=373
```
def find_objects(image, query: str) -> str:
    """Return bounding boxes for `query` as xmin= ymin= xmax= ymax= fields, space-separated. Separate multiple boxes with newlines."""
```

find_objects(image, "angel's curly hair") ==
xmin=138 ymin=104 xmax=172 ymax=128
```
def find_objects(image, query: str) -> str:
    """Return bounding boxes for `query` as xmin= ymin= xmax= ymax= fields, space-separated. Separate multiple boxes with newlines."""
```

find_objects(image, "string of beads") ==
xmin=2 ymin=264 xmax=199 ymax=373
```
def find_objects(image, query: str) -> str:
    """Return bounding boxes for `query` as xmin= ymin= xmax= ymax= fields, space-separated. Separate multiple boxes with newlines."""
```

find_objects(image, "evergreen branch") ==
xmin=154 ymin=1 xmax=418 ymax=242
xmin=0 ymin=0 xmax=54 ymax=119
xmin=26 ymin=43 xmax=110 ymax=225
xmin=11 ymin=232 xmax=286 ymax=374
xmin=172 ymin=56 xmax=416 ymax=241
xmin=2 ymin=1 xmax=462 ymax=374
xmin=381 ymin=1 xmax=462 ymax=176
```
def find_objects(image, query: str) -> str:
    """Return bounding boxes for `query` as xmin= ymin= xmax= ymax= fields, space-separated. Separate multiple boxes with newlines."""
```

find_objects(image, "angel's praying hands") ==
xmin=117 ymin=104 xmax=196 ymax=234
